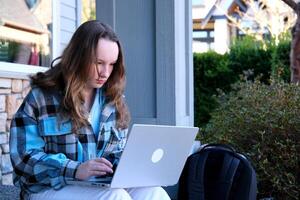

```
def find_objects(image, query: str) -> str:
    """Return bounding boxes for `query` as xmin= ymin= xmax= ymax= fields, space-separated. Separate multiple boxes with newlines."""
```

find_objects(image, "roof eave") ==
xmin=0 ymin=18 xmax=46 ymax=34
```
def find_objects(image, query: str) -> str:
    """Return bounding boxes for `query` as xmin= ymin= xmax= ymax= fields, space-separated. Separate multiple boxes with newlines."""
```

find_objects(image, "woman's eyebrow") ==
xmin=96 ymin=59 xmax=117 ymax=63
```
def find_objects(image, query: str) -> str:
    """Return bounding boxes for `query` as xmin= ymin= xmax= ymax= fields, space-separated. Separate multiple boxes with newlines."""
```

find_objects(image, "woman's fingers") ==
xmin=93 ymin=157 xmax=113 ymax=168
xmin=75 ymin=158 xmax=114 ymax=180
xmin=90 ymin=162 xmax=113 ymax=173
xmin=89 ymin=170 xmax=108 ymax=176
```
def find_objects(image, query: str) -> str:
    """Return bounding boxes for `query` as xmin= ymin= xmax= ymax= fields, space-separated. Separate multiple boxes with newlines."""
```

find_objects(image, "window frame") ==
xmin=193 ymin=29 xmax=215 ymax=51
xmin=0 ymin=0 xmax=60 ymax=77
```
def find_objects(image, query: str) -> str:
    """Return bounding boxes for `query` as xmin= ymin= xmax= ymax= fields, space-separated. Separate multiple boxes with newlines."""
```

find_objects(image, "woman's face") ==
xmin=86 ymin=38 xmax=119 ymax=90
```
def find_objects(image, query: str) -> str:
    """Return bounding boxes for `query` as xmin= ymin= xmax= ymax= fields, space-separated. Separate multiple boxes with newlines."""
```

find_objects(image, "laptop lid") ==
xmin=110 ymin=124 xmax=198 ymax=188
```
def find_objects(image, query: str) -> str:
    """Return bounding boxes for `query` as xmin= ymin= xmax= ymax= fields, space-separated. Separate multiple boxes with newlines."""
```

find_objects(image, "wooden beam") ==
xmin=0 ymin=26 xmax=44 ymax=44
xmin=193 ymin=19 xmax=214 ymax=30
xmin=281 ymin=0 xmax=298 ymax=12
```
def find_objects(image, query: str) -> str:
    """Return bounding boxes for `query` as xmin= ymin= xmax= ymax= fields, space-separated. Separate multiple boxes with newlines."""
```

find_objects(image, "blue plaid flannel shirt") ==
xmin=9 ymin=87 xmax=128 ymax=196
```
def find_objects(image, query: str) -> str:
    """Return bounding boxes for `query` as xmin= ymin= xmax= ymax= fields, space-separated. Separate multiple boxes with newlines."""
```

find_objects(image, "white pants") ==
xmin=29 ymin=185 xmax=171 ymax=200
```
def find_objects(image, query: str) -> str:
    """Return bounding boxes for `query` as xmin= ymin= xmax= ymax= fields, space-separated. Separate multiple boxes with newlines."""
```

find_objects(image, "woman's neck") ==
xmin=83 ymin=88 xmax=96 ymax=112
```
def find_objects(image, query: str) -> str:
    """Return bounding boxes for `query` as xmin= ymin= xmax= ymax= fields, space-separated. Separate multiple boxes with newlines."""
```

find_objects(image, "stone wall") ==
xmin=0 ymin=78 xmax=30 ymax=185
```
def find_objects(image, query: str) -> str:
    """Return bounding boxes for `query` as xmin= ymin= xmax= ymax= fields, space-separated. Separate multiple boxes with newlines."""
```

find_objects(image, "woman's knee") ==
xmin=127 ymin=187 xmax=170 ymax=200
xmin=149 ymin=187 xmax=170 ymax=200
xmin=29 ymin=187 xmax=132 ymax=200
xmin=105 ymin=188 xmax=132 ymax=200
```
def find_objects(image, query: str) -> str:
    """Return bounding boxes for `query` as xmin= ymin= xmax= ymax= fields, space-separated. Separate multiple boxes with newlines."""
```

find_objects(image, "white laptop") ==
xmin=67 ymin=124 xmax=199 ymax=188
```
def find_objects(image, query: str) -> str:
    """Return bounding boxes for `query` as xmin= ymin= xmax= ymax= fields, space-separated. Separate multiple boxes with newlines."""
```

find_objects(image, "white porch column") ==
xmin=214 ymin=18 xmax=230 ymax=54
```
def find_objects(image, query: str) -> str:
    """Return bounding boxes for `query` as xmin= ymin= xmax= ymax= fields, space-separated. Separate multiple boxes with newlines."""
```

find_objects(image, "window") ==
xmin=0 ymin=0 xmax=52 ymax=67
xmin=193 ymin=31 xmax=208 ymax=38
xmin=192 ymin=29 xmax=214 ymax=52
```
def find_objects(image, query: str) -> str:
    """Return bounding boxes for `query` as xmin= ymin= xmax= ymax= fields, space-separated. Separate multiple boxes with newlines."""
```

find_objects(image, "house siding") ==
xmin=59 ymin=1 xmax=79 ymax=50
xmin=116 ymin=0 xmax=157 ymax=121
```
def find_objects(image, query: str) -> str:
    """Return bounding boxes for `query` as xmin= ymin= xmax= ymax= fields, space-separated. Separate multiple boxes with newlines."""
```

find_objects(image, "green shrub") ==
xmin=0 ymin=39 xmax=19 ymax=62
xmin=228 ymin=36 xmax=272 ymax=83
xmin=271 ymin=33 xmax=291 ymax=82
xmin=193 ymin=35 xmax=291 ymax=136
xmin=203 ymin=79 xmax=299 ymax=199
xmin=194 ymin=51 xmax=234 ymax=128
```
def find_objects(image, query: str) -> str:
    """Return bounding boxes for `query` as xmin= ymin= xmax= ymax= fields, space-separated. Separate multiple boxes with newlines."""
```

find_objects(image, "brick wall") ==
xmin=0 ymin=78 xmax=30 ymax=185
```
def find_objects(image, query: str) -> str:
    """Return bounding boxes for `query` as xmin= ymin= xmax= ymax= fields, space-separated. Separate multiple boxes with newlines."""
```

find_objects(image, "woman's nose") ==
xmin=96 ymin=65 xmax=110 ymax=77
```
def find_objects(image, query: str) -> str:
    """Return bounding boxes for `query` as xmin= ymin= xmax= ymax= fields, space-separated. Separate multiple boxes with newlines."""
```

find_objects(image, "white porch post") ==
xmin=214 ymin=18 xmax=230 ymax=54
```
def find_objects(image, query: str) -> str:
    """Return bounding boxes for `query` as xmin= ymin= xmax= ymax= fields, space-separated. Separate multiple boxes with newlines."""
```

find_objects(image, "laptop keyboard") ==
xmin=88 ymin=176 xmax=113 ymax=183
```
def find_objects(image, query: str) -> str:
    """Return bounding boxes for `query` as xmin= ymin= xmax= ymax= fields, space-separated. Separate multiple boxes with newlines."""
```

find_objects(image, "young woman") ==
xmin=10 ymin=20 xmax=170 ymax=200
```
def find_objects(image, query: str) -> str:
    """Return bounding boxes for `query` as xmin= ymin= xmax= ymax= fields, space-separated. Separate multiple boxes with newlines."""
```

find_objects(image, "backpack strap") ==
xmin=194 ymin=150 xmax=209 ymax=199
xmin=220 ymin=153 xmax=240 ymax=199
xmin=200 ymin=143 xmax=236 ymax=153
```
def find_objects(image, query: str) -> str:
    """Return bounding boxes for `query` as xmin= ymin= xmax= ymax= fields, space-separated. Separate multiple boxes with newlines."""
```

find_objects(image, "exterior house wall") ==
xmin=96 ymin=0 xmax=194 ymax=126
xmin=60 ymin=0 xmax=81 ymax=51
xmin=0 ymin=77 xmax=30 ymax=185
xmin=192 ymin=0 xmax=239 ymax=53
xmin=192 ymin=40 xmax=211 ymax=53
xmin=192 ymin=17 xmax=231 ymax=54
xmin=0 ymin=0 xmax=80 ymax=185
xmin=52 ymin=0 xmax=81 ymax=58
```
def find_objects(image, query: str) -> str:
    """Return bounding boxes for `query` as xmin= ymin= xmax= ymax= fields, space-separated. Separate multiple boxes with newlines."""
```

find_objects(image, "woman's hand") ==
xmin=75 ymin=157 xmax=113 ymax=180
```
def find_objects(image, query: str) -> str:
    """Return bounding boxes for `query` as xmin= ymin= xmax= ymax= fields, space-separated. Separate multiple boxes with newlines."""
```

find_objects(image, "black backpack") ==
xmin=177 ymin=143 xmax=257 ymax=200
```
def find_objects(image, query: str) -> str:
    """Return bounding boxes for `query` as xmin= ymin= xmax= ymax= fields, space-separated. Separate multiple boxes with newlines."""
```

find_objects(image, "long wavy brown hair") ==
xmin=31 ymin=20 xmax=130 ymax=131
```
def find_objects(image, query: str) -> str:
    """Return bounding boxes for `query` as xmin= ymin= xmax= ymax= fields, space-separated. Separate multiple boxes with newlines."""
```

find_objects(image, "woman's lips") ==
xmin=96 ymin=79 xmax=106 ymax=84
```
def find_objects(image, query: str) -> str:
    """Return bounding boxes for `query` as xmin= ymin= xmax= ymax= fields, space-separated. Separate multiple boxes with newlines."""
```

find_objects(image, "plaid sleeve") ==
xmin=102 ymin=127 xmax=128 ymax=167
xmin=9 ymin=92 xmax=80 ymax=190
